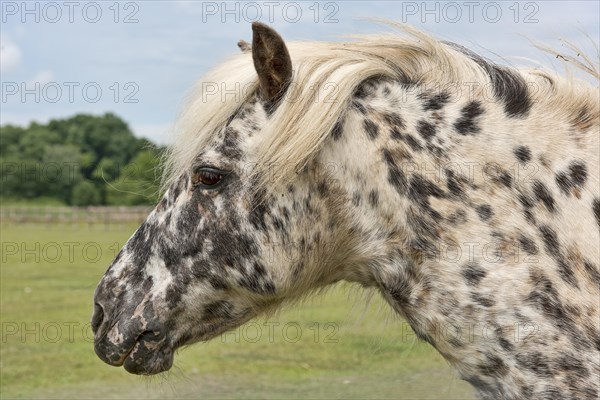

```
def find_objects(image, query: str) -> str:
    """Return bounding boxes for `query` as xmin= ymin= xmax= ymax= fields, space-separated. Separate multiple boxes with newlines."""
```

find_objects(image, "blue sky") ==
xmin=1 ymin=1 xmax=598 ymax=144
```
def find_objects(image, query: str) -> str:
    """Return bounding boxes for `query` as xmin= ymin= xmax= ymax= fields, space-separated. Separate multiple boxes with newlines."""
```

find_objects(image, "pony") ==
xmin=92 ymin=22 xmax=599 ymax=399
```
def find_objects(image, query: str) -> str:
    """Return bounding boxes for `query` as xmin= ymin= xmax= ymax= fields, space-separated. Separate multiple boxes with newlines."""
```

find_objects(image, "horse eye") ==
xmin=192 ymin=168 xmax=225 ymax=188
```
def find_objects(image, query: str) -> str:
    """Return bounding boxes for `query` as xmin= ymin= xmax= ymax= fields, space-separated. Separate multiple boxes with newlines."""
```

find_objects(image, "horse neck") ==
xmin=315 ymin=76 xmax=600 ymax=398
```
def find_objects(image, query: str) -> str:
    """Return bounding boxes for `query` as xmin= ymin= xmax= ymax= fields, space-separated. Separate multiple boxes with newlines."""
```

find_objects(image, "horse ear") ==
xmin=237 ymin=40 xmax=251 ymax=53
xmin=251 ymin=22 xmax=292 ymax=108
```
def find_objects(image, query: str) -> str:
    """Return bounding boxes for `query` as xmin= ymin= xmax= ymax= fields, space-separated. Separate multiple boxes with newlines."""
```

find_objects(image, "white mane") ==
xmin=162 ymin=23 xmax=599 ymax=191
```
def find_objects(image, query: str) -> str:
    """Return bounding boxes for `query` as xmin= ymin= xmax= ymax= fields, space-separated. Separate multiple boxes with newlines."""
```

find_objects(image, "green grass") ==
xmin=0 ymin=197 xmax=67 ymax=207
xmin=0 ymin=222 xmax=474 ymax=399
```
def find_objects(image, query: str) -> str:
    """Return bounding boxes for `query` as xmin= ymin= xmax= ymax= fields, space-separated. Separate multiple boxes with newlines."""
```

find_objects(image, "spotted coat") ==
xmin=93 ymin=22 xmax=599 ymax=399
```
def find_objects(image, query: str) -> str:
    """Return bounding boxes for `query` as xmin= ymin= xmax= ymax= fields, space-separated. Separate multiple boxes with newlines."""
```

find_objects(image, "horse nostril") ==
xmin=91 ymin=302 xmax=104 ymax=335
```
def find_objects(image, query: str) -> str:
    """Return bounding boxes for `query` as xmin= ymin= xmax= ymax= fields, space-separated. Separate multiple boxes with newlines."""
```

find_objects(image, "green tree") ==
xmin=18 ymin=125 xmax=61 ymax=160
xmin=71 ymin=181 xmax=101 ymax=206
xmin=106 ymin=150 xmax=161 ymax=205
xmin=42 ymin=145 xmax=83 ymax=203
xmin=1 ymin=113 xmax=163 ymax=205
xmin=92 ymin=157 xmax=120 ymax=183
xmin=0 ymin=125 xmax=25 ymax=157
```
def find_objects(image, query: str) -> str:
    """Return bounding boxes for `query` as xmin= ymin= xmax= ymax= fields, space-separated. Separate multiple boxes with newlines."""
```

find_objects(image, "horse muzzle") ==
xmin=92 ymin=300 xmax=174 ymax=375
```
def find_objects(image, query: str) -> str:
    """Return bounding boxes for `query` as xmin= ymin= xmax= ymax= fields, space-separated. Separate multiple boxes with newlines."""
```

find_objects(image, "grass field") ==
xmin=0 ymin=221 xmax=475 ymax=399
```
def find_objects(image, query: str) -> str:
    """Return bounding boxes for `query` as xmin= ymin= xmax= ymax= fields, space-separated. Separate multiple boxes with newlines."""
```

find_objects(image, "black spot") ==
xmin=388 ymin=282 xmax=413 ymax=310
xmin=331 ymin=119 xmax=344 ymax=141
xmin=556 ymin=352 xmax=589 ymax=378
xmin=406 ymin=209 xmax=440 ymax=257
xmin=447 ymin=209 xmax=467 ymax=225
xmin=555 ymin=172 xmax=571 ymax=195
xmin=445 ymin=169 xmax=464 ymax=196
xmin=518 ymin=193 xmax=534 ymax=209
xmin=408 ymin=174 xmax=445 ymax=207
xmin=487 ymin=66 xmax=531 ymax=118
xmin=176 ymin=197 xmax=201 ymax=234
xmin=538 ymin=226 xmax=578 ymax=288
xmin=518 ymin=234 xmax=538 ymax=255
xmin=317 ymin=181 xmax=328 ymax=197
xmin=169 ymin=178 xmax=183 ymax=203
xmin=526 ymin=271 xmax=586 ymax=348
xmin=557 ymin=258 xmax=578 ymax=288
xmin=532 ymin=180 xmax=556 ymax=213
xmin=417 ymin=120 xmax=436 ymax=141
xmin=368 ymin=190 xmax=379 ymax=207
xmin=478 ymin=352 xmax=508 ymax=377
xmin=217 ymin=127 xmax=242 ymax=161
xmin=249 ymin=188 xmax=270 ymax=231
xmin=555 ymin=161 xmax=588 ymax=196
xmin=519 ymin=384 xmax=533 ymax=398
xmin=352 ymin=100 xmax=367 ymax=114
xmin=354 ymin=84 xmax=368 ymax=99
xmin=583 ymin=260 xmax=600 ymax=286
xmin=201 ymin=300 xmax=234 ymax=322
xmin=352 ymin=192 xmax=361 ymax=207
xmin=390 ymin=128 xmax=403 ymax=141
xmin=498 ymin=335 xmax=514 ymax=352
xmin=538 ymin=225 xmax=560 ymax=258
xmin=476 ymin=204 xmax=493 ymax=221
xmin=239 ymin=262 xmax=275 ymax=295
xmin=571 ymin=105 xmax=595 ymax=131
xmin=157 ymin=240 xmax=180 ymax=270
xmin=569 ymin=161 xmax=587 ymax=188
xmin=272 ymin=216 xmax=285 ymax=231
xmin=498 ymin=171 xmax=513 ymax=188
xmin=208 ymin=275 xmax=229 ymax=291
xmin=513 ymin=146 xmax=531 ymax=163
xmin=449 ymin=43 xmax=531 ymax=117
xmin=422 ymin=91 xmax=450 ymax=111
xmin=515 ymin=351 xmax=552 ymax=377
xmin=403 ymin=135 xmax=422 ymax=151
xmin=462 ymin=263 xmax=486 ymax=286
xmin=518 ymin=193 xmax=536 ymax=223
xmin=383 ymin=112 xmax=405 ymax=130
xmin=382 ymin=149 xmax=408 ymax=195
xmin=454 ymin=101 xmax=484 ymax=135
xmin=364 ymin=119 xmax=379 ymax=140
xmin=471 ymin=293 xmax=495 ymax=308
xmin=127 ymin=222 xmax=152 ymax=268
xmin=593 ymin=198 xmax=600 ymax=228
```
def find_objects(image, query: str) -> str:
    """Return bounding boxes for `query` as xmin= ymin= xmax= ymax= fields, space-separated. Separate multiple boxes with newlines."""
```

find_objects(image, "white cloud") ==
xmin=0 ymin=36 xmax=22 ymax=73
xmin=28 ymin=70 xmax=54 ymax=86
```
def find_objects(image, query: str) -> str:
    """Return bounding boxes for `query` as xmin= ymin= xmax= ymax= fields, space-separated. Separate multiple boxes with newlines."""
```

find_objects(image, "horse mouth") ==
xmin=94 ymin=316 xmax=253 ymax=375
xmin=95 ymin=330 xmax=174 ymax=375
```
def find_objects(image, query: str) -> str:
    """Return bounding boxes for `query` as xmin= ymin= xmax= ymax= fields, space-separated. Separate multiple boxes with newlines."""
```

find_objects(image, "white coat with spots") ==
xmin=92 ymin=22 xmax=599 ymax=400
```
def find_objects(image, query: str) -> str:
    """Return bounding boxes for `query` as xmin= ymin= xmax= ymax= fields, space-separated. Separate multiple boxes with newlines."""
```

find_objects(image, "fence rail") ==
xmin=0 ymin=206 xmax=151 ymax=228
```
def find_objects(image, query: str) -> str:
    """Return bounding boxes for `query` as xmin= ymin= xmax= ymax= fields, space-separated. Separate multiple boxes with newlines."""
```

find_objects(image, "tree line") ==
xmin=1 ymin=113 xmax=164 ymax=206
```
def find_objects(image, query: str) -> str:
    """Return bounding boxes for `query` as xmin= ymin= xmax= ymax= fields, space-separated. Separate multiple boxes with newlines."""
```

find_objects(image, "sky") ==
xmin=1 ymin=0 xmax=598 ymax=144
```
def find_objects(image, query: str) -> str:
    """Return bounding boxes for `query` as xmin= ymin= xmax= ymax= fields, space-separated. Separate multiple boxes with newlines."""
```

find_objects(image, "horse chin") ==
xmin=121 ymin=332 xmax=174 ymax=375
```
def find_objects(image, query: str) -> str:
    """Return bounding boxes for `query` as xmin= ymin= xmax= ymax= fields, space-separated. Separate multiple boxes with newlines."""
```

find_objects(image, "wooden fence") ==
xmin=0 ymin=206 xmax=151 ymax=229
